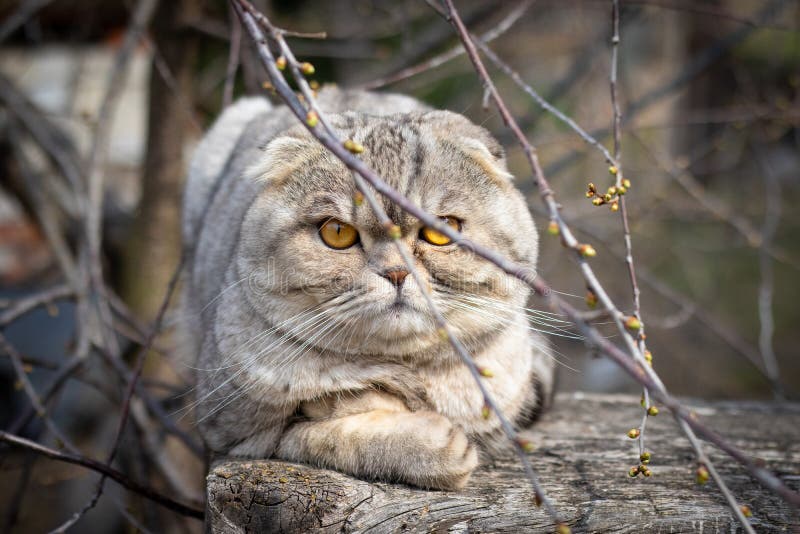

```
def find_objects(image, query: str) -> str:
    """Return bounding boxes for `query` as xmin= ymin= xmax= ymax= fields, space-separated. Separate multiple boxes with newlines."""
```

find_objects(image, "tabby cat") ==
xmin=181 ymin=88 xmax=555 ymax=490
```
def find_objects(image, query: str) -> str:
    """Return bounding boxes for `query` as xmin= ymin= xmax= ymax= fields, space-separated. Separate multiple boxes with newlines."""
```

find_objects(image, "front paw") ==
xmin=403 ymin=411 xmax=479 ymax=490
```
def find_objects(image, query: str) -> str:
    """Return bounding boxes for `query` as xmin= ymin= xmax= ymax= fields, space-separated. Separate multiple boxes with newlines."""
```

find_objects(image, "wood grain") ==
xmin=206 ymin=393 xmax=800 ymax=533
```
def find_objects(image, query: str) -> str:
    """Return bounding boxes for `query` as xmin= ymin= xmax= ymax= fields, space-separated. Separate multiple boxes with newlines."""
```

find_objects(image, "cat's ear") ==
xmin=424 ymin=110 xmax=513 ymax=182
xmin=245 ymin=133 xmax=319 ymax=184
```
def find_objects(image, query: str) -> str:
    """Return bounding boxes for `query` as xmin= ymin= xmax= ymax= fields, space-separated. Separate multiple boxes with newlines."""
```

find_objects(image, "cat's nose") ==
xmin=382 ymin=268 xmax=409 ymax=287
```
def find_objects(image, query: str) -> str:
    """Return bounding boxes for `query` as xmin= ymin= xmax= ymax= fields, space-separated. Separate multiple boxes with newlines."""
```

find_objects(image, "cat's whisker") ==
xmin=177 ymin=308 xmax=340 ymax=419
xmin=443 ymin=299 xmax=585 ymax=341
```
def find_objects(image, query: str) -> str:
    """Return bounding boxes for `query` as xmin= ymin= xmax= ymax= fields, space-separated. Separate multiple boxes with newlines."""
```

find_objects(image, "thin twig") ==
xmin=752 ymin=144 xmax=784 ymax=400
xmin=0 ymin=431 xmax=204 ymax=519
xmin=356 ymin=0 xmax=532 ymax=91
xmin=222 ymin=3 xmax=242 ymax=108
xmin=0 ymin=285 xmax=73 ymax=326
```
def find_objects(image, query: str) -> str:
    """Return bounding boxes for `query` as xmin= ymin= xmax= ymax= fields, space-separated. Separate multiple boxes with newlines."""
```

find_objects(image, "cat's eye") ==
xmin=319 ymin=219 xmax=359 ymax=249
xmin=419 ymin=216 xmax=461 ymax=246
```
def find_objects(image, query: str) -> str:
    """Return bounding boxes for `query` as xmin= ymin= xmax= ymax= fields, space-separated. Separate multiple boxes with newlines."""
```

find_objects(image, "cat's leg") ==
xmin=275 ymin=390 xmax=478 ymax=490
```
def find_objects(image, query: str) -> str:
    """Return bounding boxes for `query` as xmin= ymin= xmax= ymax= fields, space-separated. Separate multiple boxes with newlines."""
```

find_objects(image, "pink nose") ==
xmin=383 ymin=269 xmax=409 ymax=287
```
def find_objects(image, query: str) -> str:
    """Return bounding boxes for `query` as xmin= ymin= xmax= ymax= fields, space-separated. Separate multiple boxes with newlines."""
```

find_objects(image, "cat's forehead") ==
xmin=280 ymin=111 xmax=508 ymax=232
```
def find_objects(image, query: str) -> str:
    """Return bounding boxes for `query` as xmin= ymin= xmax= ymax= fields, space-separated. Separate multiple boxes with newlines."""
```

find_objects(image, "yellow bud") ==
xmin=556 ymin=524 xmax=571 ymax=534
xmin=641 ymin=467 xmax=652 ymax=477
xmin=644 ymin=350 xmax=652 ymax=363
xmin=586 ymin=290 xmax=598 ymax=309
xmin=607 ymin=186 xmax=617 ymax=195
xmin=640 ymin=394 xmax=646 ymax=408
xmin=627 ymin=428 xmax=640 ymax=439
xmin=300 ymin=62 xmax=315 ymax=75
xmin=585 ymin=190 xmax=595 ymax=198
xmin=592 ymin=197 xmax=604 ymax=206
xmin=309 ymin=80 xmax=320 ymax=90
xmin=647 ymin=406 xmax=659 ymax=416
xmin=436 ymin=327 xmax=448 ymax=341
xmin=478 ymin=366 xmax=494 ymax=378
xmin=386 ymin=223 xmax=402 ymax=239
xmin=22 ymin=364 xmax=33 ymax=374
xmin=625 ymin=316 xmax=641 ymax=331
xmin=610 ymin=201 xmax=619 ymax=212
xmin=609 ymin=165 xmax=618 ymax=175
xmin=587 ymin=182 xmax=596 ymax=192
xmin=628 ymin=466 xmax=639 ymax=478
xmin=578 ymin=244 xmax=597 ymax=258
xmin=275 ymin=56 xmax=287 ymax=70
xmin=343 ymin=139 xmax=364 ymax=154
xmin=481 ymin=404 xmax=491 ymax=419
xmin=517 ymin=438 xmax=535 ymax=453
xmin=622 ymin=178 xmax=631 ymax=188
xmin=547 ymin=220 xmax=559 ymax=236
xmin=640 ymin=451 xmax=651 ymax=464
xmin=740 ymin=505 xmax=752 ymax=518
xmin=306 ymin=111 xmax=319 ymax=127
xmin=696 ymin=465 xmax=709 ymax=484
xmin=603 ymin=193 xmax=612 ymax=202
xmin=353 ymin=191 xmax=364 ymax=206
xmin=617 ymin=185 xmax=627 ymax=195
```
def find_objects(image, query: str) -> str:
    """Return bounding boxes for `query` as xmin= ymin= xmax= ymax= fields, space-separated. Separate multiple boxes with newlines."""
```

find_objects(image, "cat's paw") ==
xmin=405 ymin=411 xmax=479 ymax=490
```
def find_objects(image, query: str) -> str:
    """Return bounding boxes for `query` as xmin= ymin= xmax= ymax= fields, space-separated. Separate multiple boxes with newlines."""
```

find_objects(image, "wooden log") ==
xmin=206 ymin=393 xmax=800 ymax=533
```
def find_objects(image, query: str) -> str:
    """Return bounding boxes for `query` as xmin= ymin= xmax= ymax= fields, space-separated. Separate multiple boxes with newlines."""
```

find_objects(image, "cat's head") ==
xmin=237 ymin=110 xmax=538 ymax=357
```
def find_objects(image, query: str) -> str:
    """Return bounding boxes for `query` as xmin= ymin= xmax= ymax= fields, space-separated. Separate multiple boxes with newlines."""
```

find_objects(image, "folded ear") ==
xmin=423 ymin=110 xmax=512 ymax=182
xmin=245 ymin=132 xmax=320 ymax=185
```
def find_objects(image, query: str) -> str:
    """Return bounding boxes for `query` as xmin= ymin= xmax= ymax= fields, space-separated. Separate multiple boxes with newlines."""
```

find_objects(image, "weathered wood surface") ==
xmin=206 ymin=393 xmax=800 ymax=533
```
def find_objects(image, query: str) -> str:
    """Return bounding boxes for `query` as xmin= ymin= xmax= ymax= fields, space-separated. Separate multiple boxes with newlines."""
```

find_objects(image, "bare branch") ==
xmin=0 ymin=431 xmax=204 ymax=519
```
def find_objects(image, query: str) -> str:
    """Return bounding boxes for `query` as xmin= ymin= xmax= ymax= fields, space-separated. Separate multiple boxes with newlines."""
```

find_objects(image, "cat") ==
xmin=180 ymin=87 xmax=555 ymax=491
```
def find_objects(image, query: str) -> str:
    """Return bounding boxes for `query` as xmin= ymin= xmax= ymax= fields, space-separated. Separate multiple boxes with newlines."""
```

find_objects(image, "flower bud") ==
xmin=622 ymin=178 xmax=631 ymax=188
xmin=353 ymin=191 xmax=364 ymax=206
xmin=585 ymin=290 xmax=598 ymax=309
xmin=627 ymin=428 xmax=640 ymax=439
xmin=343 ymin=139 xmax=364 ymax=154
xmin=640 ymin=451 xmax=651 ymax=464
xmin=300 ymin=62 xmax=315 ymax=75
xmin=696 ymin=465 xmax=710 ymax=484
xmin=547 ymin=220 xmax=559 ymax=235
xmin=740 ymin=505 xmax=752 ymax=517
xmin=517 ymin=437 xmax=535 ymax=453
xmin=628 ymin=466 xmax=639 ymax=478
xmin=578 ymin=244 xmax=597 ymax=258
xmin=647 ymin=406 xmax=659 ymax=416
xmin=305 ymin=111 xmax=319 ymax=127
xmin=609 ymin=165 xmax=618 ymax=175
xmin=624 ymin=316 xmax=641 ymax=331
xmin=275 ymin=56 xmax=287 ymax=70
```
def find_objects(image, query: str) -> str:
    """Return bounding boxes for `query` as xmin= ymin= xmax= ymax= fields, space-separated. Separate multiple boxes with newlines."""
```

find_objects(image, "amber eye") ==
xmin=318 ymin=219 xmax=359 ymax=249
xmin=420 ymin=216 xmax=461 ymax=246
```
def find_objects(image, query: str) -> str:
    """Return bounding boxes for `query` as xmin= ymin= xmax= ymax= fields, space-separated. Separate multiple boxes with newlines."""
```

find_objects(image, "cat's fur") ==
xmin=181 ymin=88 xmax=555 ymax=491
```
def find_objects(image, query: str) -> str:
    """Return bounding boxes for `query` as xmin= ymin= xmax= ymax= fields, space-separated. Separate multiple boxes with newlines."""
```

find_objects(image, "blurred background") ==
xmin=0 ymin=0 xmax=798 ymax=532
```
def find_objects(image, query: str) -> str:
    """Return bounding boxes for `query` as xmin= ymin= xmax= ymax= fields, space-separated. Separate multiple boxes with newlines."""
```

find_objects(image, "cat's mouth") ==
xmin=383 ymin=296 xmax=423 ymax=319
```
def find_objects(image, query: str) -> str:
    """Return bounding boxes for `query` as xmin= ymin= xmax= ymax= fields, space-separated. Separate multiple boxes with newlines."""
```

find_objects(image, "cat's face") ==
xmin=237 ymin=111 xmax=538 ymax=357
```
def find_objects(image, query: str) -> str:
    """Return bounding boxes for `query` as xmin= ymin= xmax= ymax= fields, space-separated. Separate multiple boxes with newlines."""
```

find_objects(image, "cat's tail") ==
xmin=183 ymin=97 xmax=272 ymax=243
